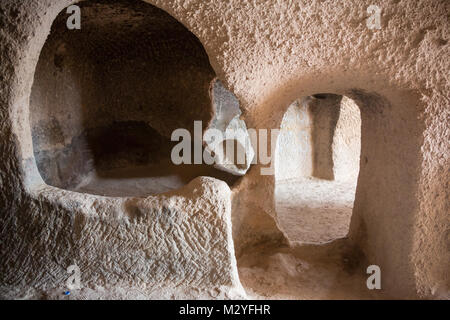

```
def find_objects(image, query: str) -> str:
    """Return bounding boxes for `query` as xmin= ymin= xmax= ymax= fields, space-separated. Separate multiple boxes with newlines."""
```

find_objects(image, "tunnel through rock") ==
xmin=274 ymin=94 xmax=361 ymax=244
xmin=30 ymin=0 xmax=241 ymax=197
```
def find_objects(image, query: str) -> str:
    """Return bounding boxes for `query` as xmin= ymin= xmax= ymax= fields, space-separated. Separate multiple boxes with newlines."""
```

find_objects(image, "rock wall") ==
xmin=332 ymin=96 xmax=361 ymax=182
xmin=0 ymin=0 xmax=448 ymax=299
xmin=275 ymin=99 xmax=314 ymax=181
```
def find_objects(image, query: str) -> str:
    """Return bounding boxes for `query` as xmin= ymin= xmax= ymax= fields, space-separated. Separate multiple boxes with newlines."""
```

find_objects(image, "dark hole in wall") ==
xmin=30 ymin=0 xmax=240 ymax=196
xmin=312 ymin=94 xmax=329 ymax=100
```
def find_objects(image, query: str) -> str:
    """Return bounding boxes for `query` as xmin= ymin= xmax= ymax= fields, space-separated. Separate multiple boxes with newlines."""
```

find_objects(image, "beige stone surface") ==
xmin=332 ymin=96 xmax=361 ymax=182
xmin=276 ymin=178 xmax=357 ymax=245
xmin=206 ymin=79 xmax=255 ymax=176
xmin=0 ymin=175 xmax=245 ymax=298
xmin=0 ymin=0 xmax=448 ymax=299
xmin=275 ymin=99 xmax=314 ymax=180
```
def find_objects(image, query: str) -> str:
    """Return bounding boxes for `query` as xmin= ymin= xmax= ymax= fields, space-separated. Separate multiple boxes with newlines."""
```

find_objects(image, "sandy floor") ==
xmin=236 ymin=177 xmax=380 ymax=300
xmin=275 ymin=177 xmax=357 ymax=244
xmin=237 ymin=242 xmax=382 ymax=300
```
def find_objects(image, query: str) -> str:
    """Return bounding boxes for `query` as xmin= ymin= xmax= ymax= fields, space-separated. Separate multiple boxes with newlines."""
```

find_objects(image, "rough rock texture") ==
xmin=0 ymin=175 xmax=245 ymax=299
xmin=0 ymin=0 xmax=449 ymax=299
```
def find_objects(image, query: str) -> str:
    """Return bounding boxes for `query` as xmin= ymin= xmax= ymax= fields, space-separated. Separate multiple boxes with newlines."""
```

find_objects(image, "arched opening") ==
xmin=274 ymin=94 xmax=361 ymax=244
xmin=29 ymin=0 xmax=240 ymax=197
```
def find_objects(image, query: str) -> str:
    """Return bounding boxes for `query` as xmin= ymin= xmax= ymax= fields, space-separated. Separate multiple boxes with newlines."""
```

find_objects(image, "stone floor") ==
xmin=275 ymin=177 xmax=357 ymax=244
xmin=236 ymin=177 xmax=379 ymax=300
xmin=237 ymin=242 xmax=382 ymax=300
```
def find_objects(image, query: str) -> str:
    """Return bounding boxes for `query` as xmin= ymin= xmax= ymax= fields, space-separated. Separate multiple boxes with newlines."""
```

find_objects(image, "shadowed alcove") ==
xmin=30 ymin=0 xmax=239 ymax=197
